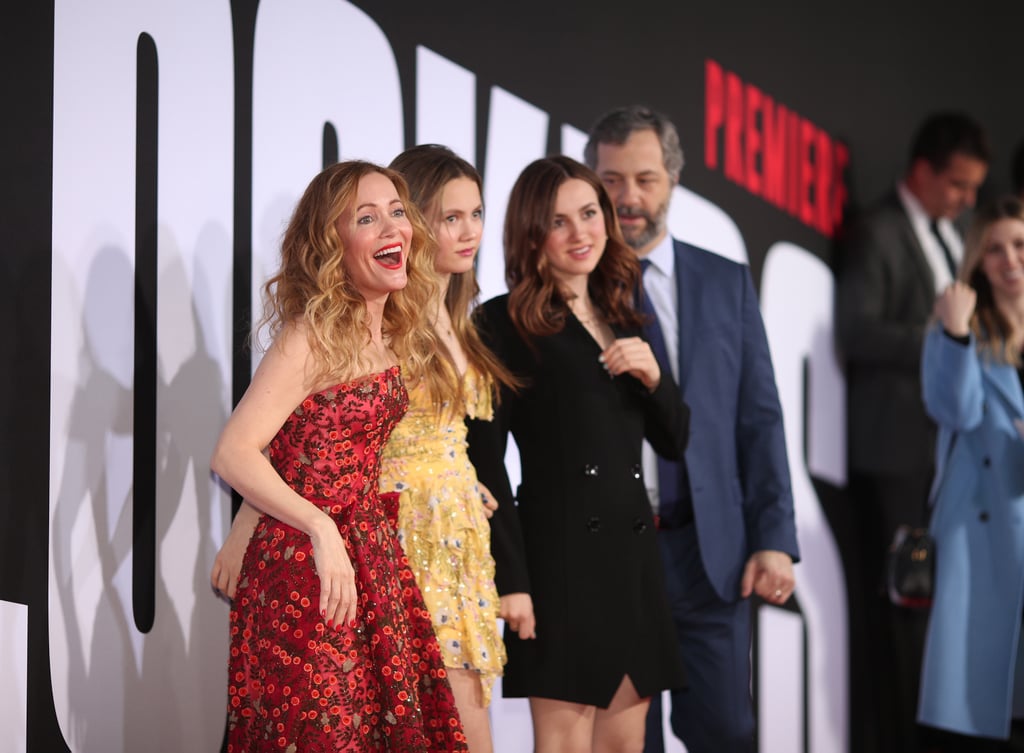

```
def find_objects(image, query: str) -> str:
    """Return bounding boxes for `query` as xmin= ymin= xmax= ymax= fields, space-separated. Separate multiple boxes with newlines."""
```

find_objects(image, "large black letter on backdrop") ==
xmin=133 ymin=31 xmax=158 ymax=634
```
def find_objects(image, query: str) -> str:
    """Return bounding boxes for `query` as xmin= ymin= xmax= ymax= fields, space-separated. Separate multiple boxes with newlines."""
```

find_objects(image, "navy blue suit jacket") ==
xmin=665 ymin=239 xmax=799 ymax=601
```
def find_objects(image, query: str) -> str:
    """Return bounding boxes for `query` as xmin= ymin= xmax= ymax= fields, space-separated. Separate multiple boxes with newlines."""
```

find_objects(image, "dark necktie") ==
xmin=638 ymin=259 xmax=682 ymax=523
xmin=929 ymin=220 xmax=958 ymax=279
xmin=638 ymin=260 xmax=672 ymax=382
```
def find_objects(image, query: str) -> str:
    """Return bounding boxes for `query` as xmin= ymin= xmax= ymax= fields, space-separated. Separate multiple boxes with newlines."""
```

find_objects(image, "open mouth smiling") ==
xmin=373 ymin=244 xmax=403 ymax=269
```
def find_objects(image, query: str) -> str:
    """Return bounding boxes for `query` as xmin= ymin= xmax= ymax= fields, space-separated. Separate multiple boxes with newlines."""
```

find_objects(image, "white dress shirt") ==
xmin=897 ymin=181 xmax=964 ymax=292
xmin=639 ymin=233 xmax=679 ymax=513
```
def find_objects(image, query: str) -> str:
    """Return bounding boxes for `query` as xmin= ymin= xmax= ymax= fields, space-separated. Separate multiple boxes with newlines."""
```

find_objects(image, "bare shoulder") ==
xmin=250 ymin=321 xmax=318 ymax=400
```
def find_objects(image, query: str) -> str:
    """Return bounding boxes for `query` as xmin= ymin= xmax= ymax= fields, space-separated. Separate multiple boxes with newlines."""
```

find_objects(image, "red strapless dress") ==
xmin=226 ymin=366 xmax=466 ymax=752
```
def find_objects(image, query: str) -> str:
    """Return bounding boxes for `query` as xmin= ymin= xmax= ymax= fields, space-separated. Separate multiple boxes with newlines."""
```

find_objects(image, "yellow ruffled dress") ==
xmin=378 ymin=368 xmax=505 ymax=703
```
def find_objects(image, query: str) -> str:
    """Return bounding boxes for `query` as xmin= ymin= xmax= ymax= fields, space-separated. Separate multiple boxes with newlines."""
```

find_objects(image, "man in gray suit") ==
xmin=836 ymin=112 xmax=989 ymax=753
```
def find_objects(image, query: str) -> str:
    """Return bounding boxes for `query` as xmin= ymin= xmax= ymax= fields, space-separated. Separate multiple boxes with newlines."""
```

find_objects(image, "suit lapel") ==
xmin=673 ymin=240 xmax=699 ymax=390
xmin=983 ymin=361 xmax=1024 ymax=420
xmin=888 ymin=191 xmax=937 ymax=298
xmin=900 ymin=225 xmax=937 ymax=298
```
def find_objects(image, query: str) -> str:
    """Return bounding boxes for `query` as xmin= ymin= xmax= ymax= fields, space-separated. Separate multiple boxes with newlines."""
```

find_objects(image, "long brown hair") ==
xmin=503 ymin=155 xmax=644 ymax=339
xmin=390 ymin=144 xmax=518 ymax=398
xmin=960 ymin=195 xmax=1024 ymax=366
xmin=260 ymin=160 xmax=458 ymax=403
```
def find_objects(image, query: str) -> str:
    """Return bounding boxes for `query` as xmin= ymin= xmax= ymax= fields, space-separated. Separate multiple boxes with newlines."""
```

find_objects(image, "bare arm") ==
xmin=210 ymin=324 xmax=357 ymax=627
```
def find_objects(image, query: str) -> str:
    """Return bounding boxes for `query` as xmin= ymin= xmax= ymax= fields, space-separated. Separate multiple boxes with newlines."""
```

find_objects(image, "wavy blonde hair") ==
xmin=260 ymin=160 xmax=458 ymax=402
xmin=960 ymin=195 xmax=1024 ymax=366
xmin=389 ymin=145 xmax=519 ymax=409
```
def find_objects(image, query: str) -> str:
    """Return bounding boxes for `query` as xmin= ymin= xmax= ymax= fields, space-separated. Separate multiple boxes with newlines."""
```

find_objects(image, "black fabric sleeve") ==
xmin=639 ymin=367 xmax=690 ymax=460
xmin=465 ymin=301 xmax=531 ymax=596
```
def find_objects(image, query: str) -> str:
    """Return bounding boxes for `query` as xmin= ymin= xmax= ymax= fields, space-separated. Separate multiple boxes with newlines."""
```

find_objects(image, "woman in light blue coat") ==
xmin=919 ymin=195 xmax=1024 ymax=744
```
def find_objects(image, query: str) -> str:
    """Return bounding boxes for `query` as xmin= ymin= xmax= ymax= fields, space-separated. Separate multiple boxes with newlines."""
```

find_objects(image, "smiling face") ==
xmin=336 ymin=171 xmax=413 ymax=303
xmin=979 ymin=217 xmax=1024 ymax=304
xmin=539 ymin=178 xmax=608 ymax=290
xmin=431 ymin=176 xmax=483 ymax=277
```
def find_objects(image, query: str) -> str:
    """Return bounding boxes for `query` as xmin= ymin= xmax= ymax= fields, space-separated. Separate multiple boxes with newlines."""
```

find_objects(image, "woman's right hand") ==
xmin=601 ymin=336 xmax=661 ymax=392
xmin=211 ymin=501 xmax=261 ymax=601
xmin=309 ymin=515 xmax=359 ymax=629
xmin=499 ymin=592 xmax=537 ymax=640
xmin=934 ymin=281 xmax=976 ymax=337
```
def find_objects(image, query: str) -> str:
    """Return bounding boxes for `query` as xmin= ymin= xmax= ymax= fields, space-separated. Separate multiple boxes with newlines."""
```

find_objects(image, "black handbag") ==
xmin=886 ymin=524 xmax=935 ymax=609
xmin=884 ymin=432 xmax=957 ymax=610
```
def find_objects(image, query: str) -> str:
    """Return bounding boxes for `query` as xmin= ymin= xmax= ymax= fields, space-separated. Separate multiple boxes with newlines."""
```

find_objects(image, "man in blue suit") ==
xmin=584 ymin=105 xmax=800 ymax=753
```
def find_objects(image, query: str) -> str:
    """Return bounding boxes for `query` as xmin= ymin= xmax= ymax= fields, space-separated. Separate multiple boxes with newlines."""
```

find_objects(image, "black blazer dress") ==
xmin=467 ymin=294 xmax=689 ymax=707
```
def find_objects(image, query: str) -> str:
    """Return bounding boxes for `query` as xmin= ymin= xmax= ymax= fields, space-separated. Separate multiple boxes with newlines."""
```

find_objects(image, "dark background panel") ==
xmin=352 ymin=1 xmax=1023 ymax=273
xmin=1 ymin=0 xmax=66 ymax=751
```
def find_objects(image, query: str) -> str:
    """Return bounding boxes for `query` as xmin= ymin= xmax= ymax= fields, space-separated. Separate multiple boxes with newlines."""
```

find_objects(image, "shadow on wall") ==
xmin=49 ymin=232 xmax=232 ymax=752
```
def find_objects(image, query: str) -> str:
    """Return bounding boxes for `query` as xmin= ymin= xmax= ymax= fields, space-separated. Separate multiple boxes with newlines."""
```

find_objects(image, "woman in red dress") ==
xmin=210 ymin=161 xmax=466 ymax=752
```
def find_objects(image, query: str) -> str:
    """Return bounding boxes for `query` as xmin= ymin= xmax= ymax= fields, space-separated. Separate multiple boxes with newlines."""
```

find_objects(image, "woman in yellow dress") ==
xmin=380 ymin=144 xmax=516 ymax=753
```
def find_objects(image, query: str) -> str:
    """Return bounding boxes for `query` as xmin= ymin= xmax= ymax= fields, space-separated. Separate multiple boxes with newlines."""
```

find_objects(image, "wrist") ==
xmin=305 ymin=509 xmax=335 ymax=542
xmin=944 ymin=321 xmax=970 ymax=337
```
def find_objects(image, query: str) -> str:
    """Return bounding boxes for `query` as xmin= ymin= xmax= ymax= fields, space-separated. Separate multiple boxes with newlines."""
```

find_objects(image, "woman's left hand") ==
xmin=600 ymin=337 xmax=661 ymax=391
xmin=479 ymin=482 xmax=499 ymax=519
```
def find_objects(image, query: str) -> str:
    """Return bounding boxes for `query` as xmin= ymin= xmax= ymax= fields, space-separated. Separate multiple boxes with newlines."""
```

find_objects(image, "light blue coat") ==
xmin=918 ymin=325 xmax=1024 ymax=739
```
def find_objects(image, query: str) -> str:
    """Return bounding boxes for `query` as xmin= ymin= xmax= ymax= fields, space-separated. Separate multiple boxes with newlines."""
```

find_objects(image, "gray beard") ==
xmin=618 ymin=199 xmax=670 ymax=251
xmin=622 ymin=218 xmax=663 ymax=251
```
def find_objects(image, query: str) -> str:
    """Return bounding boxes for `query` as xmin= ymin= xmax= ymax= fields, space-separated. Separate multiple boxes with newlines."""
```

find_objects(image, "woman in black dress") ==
xmin=467 ymin=156 xmax=688 ymax=753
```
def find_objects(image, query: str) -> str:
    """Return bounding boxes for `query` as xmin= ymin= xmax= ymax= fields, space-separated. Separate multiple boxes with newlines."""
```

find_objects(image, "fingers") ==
xmin=210 ymin=558 xmax=237 ymax=601
xmin=334 ymin=572 xmax=357 ymax=627
xmin=479 ymin=485 xmax=499 ymax=519
xmin=600 ymin=338 xmax=660 ymax=389
xmin=210 ymin=562 xmax=227 ymax=600
xmin=754 ymin=577 xmax=794 ymax=605
xmin=517 ymin=612 xmax=537 ymax=640
xmin=499 ymin=592 xmax=529 ymax=620
xmin=222 ymin=570 xmax=237 ymax=600
xmin=211 ymin=510 xmax=257 ymax=602
xmin=508 ymin=614 xmax=536 ymax=640
xmin=320 ymin=572 xmax=359 ymax=630
xmin=311 ymin=530 xmax=358 ymax=631
xmin=600 ymin=337 xmax=648 ymax=372
xmin=499 ymin=593 xmax=537 ymax=640
xmin=746 ymin=551 xmax=795 ymax=604
xmin=938 ymin=281 xmax=976 ymax=331
xmin=505 ymin=616 xmax=535 ymax=639
xmin=739 ymin=559 xmax=757 ymax=599
xmin=319 ymin=573 xmax=339 ymax=626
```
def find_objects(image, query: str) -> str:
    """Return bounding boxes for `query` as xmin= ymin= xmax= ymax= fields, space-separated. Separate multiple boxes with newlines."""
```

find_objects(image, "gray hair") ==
xmin=583 ymin=105 xmax=685 ymax=179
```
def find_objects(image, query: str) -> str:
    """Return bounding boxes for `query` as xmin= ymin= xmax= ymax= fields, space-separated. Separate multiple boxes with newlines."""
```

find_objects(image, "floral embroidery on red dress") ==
xmin=227 ymin=366 xmax=467 ymax=752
